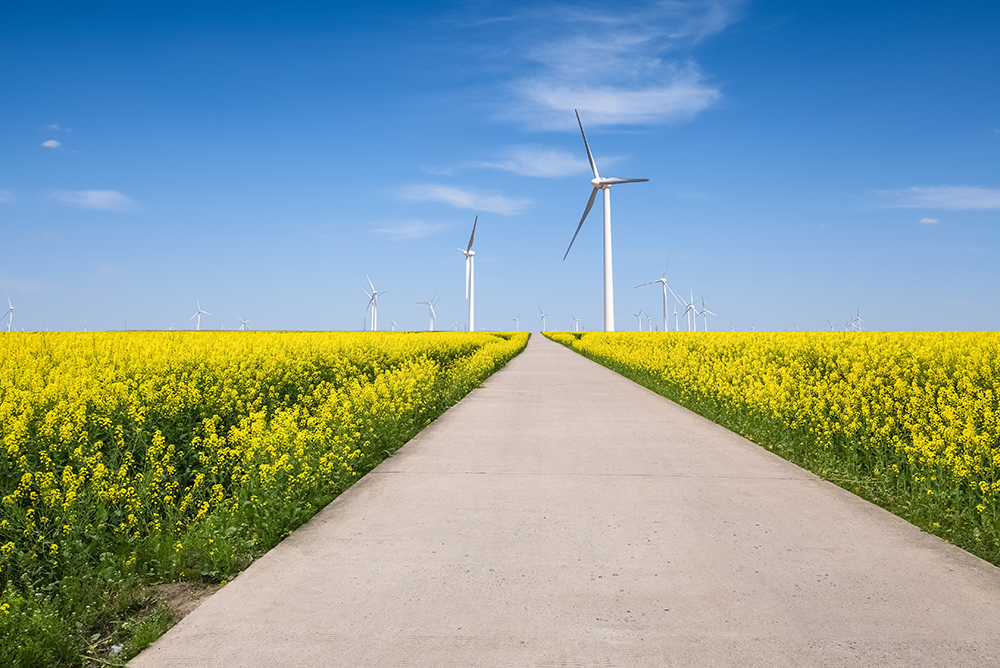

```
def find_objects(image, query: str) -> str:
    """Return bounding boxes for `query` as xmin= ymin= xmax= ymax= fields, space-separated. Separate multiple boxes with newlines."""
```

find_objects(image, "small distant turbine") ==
xmin=633 ymin=310 xmax=643 ymax=331
xmin=362 ymin=275 xmax=386 ymax=332
xmin=826 ymin=319 xmax=837 ymax=331
xmin=512 ymin=310 xmax=522 ymax=332
xmin=853 ymin=307 xmax=863 ymax=331
xmin=538 ymin=306 xmax=550 ymax=332
xmin=635 ymin=254 xmax=682 ymax=332
xmin=3 ymin=295 xmax=13 ymax=332
xmin=189 ymin=300 xmax=211 ymax=331
xmin=451 ymin=320 xmax=461 ymax=331
xmin=571 ymin=315 xmax=581 ymax=332
xmin=390 ymin=320 xmax=398 ymax=331
xmin=417 ymin=297 xmax=438 ymax=331
xmin=563 ymin=110 xmax=649 ymax=332
xmin=239 ymin=317 xmax=251 ymax=331
xmin=646 ymin=312 xmax=654 ymax=331
xmin=456 ymin=216 xmax=478 ymax=332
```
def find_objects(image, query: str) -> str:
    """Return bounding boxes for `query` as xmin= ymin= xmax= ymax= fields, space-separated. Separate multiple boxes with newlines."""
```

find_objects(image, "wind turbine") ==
xmin=633 ymin=310 xmax=643 ymax=331
xmin=189 ymin=300 xmax=211 ymax=331
xmin=362 ymin=275 xmax=386 ymax=332
xmin=563 ymin=110 xmax=649 ymax=332
xmin=635 ymin=256 xmax=682 ymax=332
xmin=571 ymin=315 xmax=581 ymax=332
xmin=239 ymin=317 xmax=250 ymax=331
xmin=681 ymin=290 xmax=697 ymax=331
xmin=538 ymin=306 xmax=550 ymax=332
xmin=456 ymin=216 xmax=478 ymax=332
xmin=853 ymin=307 xmax=863 ymax=331
xmin=451 ymin=320 xmax=461 ymax=331
xmin=3 ymin=296 xmax=12 ymax=332
xmin=390 ymin=320 xmax=397 ymax=331
xmin=417 ymin=297 xmax=438 ymax=331
xmin=697 ymin=297 xmax=716 ymax=331
xmin=512 ymin=310 xmax=522 ymax=331
xmin=646 ymin=312 xmax=654 ymax=331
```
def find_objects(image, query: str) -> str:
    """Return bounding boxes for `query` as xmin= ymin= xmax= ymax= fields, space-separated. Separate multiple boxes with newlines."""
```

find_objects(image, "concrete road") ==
xmin=132 ymin=334 xmax=1000 ymax=667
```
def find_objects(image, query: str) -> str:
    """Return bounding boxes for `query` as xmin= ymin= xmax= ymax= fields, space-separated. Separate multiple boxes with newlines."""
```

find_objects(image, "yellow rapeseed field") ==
xmin=1 ymin=331 xmax=527 ymax=606
xmin=548 ymin=331 xmax=1000 ymax=545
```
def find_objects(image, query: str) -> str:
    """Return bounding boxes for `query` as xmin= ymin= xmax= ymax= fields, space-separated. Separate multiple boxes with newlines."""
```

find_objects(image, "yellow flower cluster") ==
xmin=550 ymin=331 xmax=1000 ymax=510
xmin=0 ymin=331 xmax=527 ymax=584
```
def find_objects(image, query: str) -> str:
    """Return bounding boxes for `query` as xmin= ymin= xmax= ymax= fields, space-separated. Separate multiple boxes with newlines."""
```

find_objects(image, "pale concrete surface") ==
xmin=131 ymin=334 xmax=1000 ymax=667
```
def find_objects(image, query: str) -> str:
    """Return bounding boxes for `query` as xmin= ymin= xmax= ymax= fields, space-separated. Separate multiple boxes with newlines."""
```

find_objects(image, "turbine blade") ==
xmin=467 ymin=215 xmax=477 ymax=252
xmin=564 ymin=187 xmax=599 ymax=260
xmin=575 ymin=109 xmax=600 ymax=179
xmin=367 ymin=275 xmax=375 ymax=291
xmin=598 ymin=177 xmax=649 ymax=185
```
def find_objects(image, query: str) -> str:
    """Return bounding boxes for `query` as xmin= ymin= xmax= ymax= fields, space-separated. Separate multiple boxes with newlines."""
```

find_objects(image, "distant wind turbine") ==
xmin=697 ymin=297 xmax=716 ymax=331
xmin=635 ymin=256 xmax=682 ymax=332
xmin=457 ymin=216 xmax=478 ymax=332
xmin=189 ymin=300 xmax=211 ymax=331
xmin=681 ymin=290 xmax=697 ymax=331
xmin=512 ymin=310 xmax=522 ymax=332
xmin=390 ymin=320 xmax=397 ymax=331
xmin=362 ymin=275 xmax=386 ymax=332
xmin=563 ymin=110 xmax=649 ymax=332
xmin=538 ymin=306 xmax=550 ymax=332
xmin=239 ymin=317 xmax=251 ymax=331
xmin=853 ymin=307 xmax=863 ymax=331
xmin=3 ymin=296 xmax=12 ymax=332
xmin=633 ymin=310 xmax=643 ymax=331
xmin=571 ymin=315 xmax=581 ymax=332
xmin=417 ymin=297 xmax=438 ymax=331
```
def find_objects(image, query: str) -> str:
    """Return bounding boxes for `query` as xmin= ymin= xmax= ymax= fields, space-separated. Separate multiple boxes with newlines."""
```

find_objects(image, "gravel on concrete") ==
xmin=131 ymin=333 xmax=1000 ymax=667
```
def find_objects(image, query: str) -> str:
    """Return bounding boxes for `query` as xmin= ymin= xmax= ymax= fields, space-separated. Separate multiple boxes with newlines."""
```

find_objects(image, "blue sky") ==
xmin=2 ymin=0 xmax=998 ymax=332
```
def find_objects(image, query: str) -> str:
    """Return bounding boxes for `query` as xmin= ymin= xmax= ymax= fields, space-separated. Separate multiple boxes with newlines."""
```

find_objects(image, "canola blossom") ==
xmin=548 ymin=331 xmax=1000 ymax=553
xmin=0 ymin=331 xmax=527 ymax=595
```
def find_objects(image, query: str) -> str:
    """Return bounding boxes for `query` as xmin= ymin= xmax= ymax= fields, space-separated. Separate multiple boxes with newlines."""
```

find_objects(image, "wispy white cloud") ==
xmin=873 ymin=186 xmax=1000 ymax=210
xmin=474 ymin=145 xmax=591 ymax=177
xmin=47 ymin=123 xmax=61 ymax=131
xmin=499 ymin=1 xmax=744 ymax=129
xmin=919 ymin=217 xmax=939 ymax=224
xmin=41 ymin=140 xmax=61 ymax=148
xmin=0 ymin=189 xmax=14 ymax=204
xmin=373 ymin=220 xmax=449 ymax=240
xmin=50 ymin=189 xmax=138 ymax=211
xmin=400 ymin=184 xmax=530 ymax=215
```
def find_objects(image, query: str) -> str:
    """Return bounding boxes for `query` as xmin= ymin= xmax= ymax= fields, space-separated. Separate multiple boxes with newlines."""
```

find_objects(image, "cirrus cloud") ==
xmin=400 ymin=184 xmax=530 ymax=215
xmin=50 ymin=189 xmax=138 ymax=211
xmin=873 ymin=186 xmax=1000 ymax=210
xmin=474 ymin=145 xmax=592 ymax=178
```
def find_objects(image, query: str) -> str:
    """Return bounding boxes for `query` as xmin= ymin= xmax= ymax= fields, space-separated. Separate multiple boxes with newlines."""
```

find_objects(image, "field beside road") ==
xmin=0 ymin=330 xmax=527 ymax=667
xmin=548 ymin=330 xmax=1000 ymax=567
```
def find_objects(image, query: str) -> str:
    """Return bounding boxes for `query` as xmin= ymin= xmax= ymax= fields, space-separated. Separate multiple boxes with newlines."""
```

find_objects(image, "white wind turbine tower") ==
xmin=633 ymin=310 xmax=643 ymax=331
xmin=681 ymin=290 xmax=697 ymax=331
xmin=563 ymin=110 xmax=649 ymax=332
xmin=538 ymin=306 xmax=550 ymax=332
xmin=189 ymin=300 xmax=211 ymax=331
xmin=456 ymin=216 xmax=478 ymax=332
xmin=362 ymin=275 xmax=386 ymax=332
xmin=697 ymin=297 xmax=716 ymax=331
xmin=417 ymin=297 xmax=438 ymax=331
xmin=390 ymin=320 xmax=397 ymax=331
xmin=3 ymin=296 xmax=12 ymax=332
xmin=646 ymin=312 xmax=654 ymax=331
xmin=853 ymin=307 xmax=863 ymax=331
xmin=239 ymin=317 xmax=250 ymax=331
xmin=572 ymin=315 xmax=581 ymax=332
xmin=635 ymin=257 xmax=682 ymax=332
xmin=512 ymin=310 xmax=522 ymax=332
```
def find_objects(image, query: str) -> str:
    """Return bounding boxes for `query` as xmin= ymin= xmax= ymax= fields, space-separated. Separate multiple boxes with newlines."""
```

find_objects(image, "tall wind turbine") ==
xmin=362 ymin=275 xmax=385 ymax=332
xmin=239 ymin=317 xmax=250 ymax=331
xmin=572 ymin=315 xmax=581 ymax=332
xmin=417 ymin=298 xmax=438 ymax=331
xmin=512 ymin=310 xmax=521 ymax=332
xmin=697 ymin=297 xmax=716 ymax=332
xmin=3 ymin=296 xmax=12 ymax=332
xmin=563 ymin=110 xmax=649 ymax=332
xmin=457 ymin=216 xmax=478 ymax=332
xmin=635 ymin=257 xmax=682 ymax=332
xmin=681 ymin=290 xmax=697 ymax=331
xmin=189 ymin=300 xmax=211 ymax=331
xmin=538 ymin=306 xmax=550 ymax=332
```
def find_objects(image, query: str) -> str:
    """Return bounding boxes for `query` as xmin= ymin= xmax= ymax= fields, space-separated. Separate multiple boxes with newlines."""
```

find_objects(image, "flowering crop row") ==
xmin=1 ymin=330 xmax=527 ymax=663
xmin=548 ymin=331 xmax=1000 ymax=561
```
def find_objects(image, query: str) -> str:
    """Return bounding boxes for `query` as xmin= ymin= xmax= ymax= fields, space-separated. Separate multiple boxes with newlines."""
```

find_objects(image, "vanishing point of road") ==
xmin=132 ymin=334 xmax=1000 ymax=667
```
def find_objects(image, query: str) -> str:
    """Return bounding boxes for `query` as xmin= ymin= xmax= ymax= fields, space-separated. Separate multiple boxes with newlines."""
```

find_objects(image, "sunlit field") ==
xmin=548 ymin=331 xmax=1000 ymax=566
xmin=0 ymin=330 xmax=528 ymax=666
